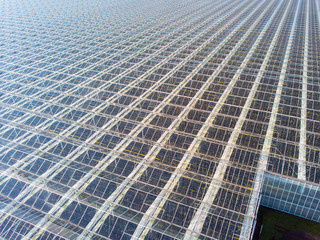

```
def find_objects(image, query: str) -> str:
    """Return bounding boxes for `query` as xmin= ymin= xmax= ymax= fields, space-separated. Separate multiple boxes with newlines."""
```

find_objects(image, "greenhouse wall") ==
xmin=261 ymin=172 xmax=320 ymax=223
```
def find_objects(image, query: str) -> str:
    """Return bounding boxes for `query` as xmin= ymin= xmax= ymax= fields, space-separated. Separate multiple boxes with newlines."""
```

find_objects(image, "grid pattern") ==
xmin=0 ymin=0 xmax=319 ymax=239
xmin=261 ymin=172 xmax=320 ymax=223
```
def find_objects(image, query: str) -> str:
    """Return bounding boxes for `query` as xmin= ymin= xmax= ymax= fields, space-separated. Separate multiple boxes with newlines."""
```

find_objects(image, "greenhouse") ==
xmin=0 ymin=0 xmax=319 ymax=239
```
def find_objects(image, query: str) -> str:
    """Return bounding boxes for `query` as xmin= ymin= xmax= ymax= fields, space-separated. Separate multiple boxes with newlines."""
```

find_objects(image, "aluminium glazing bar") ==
xmin=298 ymin=0 xmax=308 ymax=181
xmin=240 ymin=1 xmax=301 ymax=239
xmin=183 ymin=0 xmax=295 ymax=238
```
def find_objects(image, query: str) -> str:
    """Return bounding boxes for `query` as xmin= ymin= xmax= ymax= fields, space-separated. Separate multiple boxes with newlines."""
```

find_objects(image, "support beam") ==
xmin=298 ymin=0 xmax=309 ymax=181
xmin=240 ymin=1 xmax=301 ymax=239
